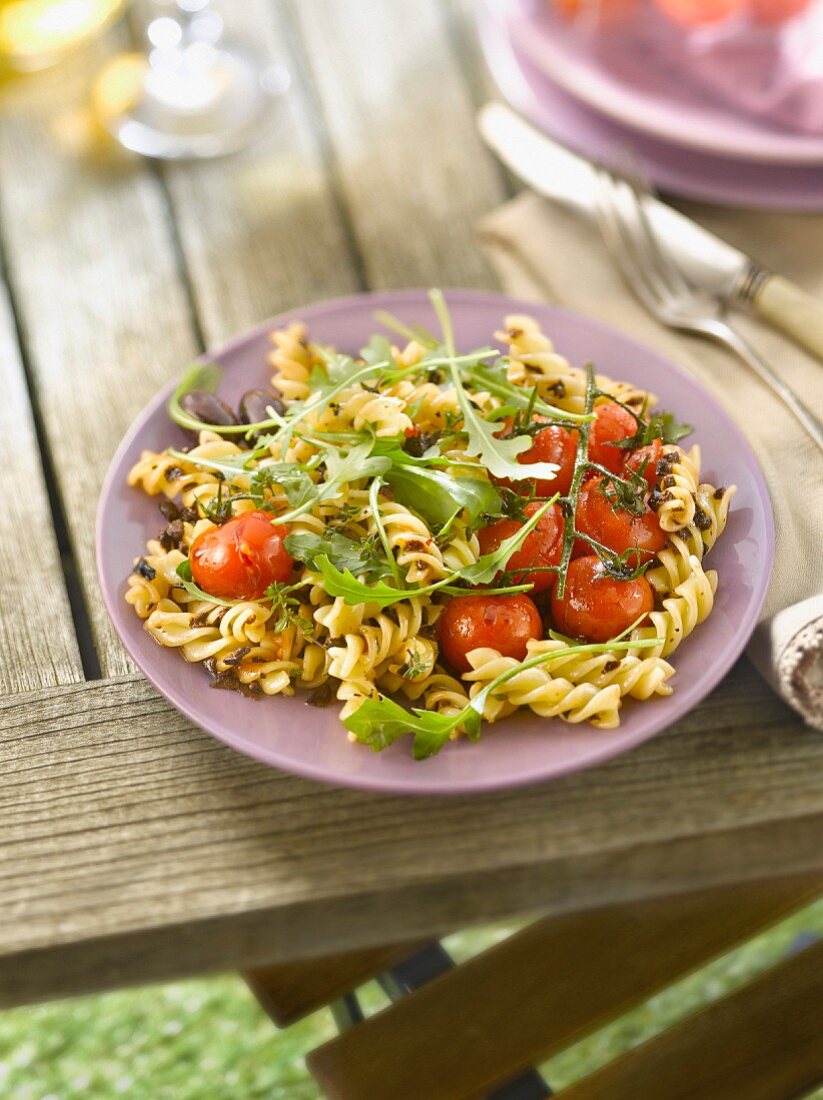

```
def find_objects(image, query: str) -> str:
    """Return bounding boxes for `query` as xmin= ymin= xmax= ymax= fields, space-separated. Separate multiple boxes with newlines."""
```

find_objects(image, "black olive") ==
xmin=180 ymin=390 xmax=239 ymax=427
xmin=239 ymin=389 xmax=286 ymax=426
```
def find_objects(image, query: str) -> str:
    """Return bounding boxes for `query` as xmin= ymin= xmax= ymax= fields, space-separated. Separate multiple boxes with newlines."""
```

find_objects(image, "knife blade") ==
xmin=479 ymin=102 xmax=823 ymax=364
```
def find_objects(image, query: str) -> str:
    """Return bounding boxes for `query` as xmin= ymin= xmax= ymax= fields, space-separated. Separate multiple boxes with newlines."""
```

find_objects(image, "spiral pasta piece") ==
xmin=269 ymin=321 xmax=320 ymax=401
xmin=631 ymin=555 xmax=717 ymax=659
xmin=650 ymin=444 xmax=700 ymax=533
xmin=464 ymin=648 xmax=623 ymax=728
xmin=378 ymin=501 xmax=448 ymax=584
xmin=499 ymin=315 xmax=655 ymax=414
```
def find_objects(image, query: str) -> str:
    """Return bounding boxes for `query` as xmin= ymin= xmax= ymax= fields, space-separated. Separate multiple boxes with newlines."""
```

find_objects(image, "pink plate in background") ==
xmin=478 ymin=0 xmax=823 ymax=209
xmin=96 ymin=290 xmax=774 ymax=795
xmin=507 ymin=0 xmax=823 ymax=166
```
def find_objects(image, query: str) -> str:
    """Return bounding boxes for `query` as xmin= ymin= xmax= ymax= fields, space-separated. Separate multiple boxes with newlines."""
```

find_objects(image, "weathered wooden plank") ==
xmin=160 ymin=0 xmax=360 ymax=347
xmin=307 ymin=877 xmax=822 ymax=1100
xmin=0 ymin=270 xmax=83 ymax=692
xmin=244 ymin=940 xmax=429 ymax=1027
xmin=0 ymin=36 xmax=200 ymax=679
xmin=561 ymin=938 xmax=823 ymax=1100
xmin=0 ymin=659 xmax=820 ymax=1009
xmin=292 ymin=0 xmax=507 ymax=289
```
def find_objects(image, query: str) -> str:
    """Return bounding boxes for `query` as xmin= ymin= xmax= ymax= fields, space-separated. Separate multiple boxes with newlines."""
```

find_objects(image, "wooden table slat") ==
xmin=0 ymin=35 xmax=202 ymax=678
xmin=293 ymin=0 xmax=507 ymax=290
xmin=0 ymin=660 xmax=820 ymax=1009
xmin=160 ymin=0 xmax=361 ymax=348
xmin=0 ymin=265 xmax=83 ymax=692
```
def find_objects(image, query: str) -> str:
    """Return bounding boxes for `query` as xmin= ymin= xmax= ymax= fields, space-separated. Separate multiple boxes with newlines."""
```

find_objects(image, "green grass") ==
xmin=1 ymin=902 xmax=820 ymax=1099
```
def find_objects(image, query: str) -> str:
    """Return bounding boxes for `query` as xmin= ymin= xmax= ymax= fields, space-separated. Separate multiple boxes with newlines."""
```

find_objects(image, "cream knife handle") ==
xmin=752 ymin=273 xmax=823 ymax=365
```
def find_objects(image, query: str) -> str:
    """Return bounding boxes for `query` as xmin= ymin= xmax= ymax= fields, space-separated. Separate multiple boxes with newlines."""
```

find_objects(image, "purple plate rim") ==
xmin=96 ymin=288 xmax=775 ymax=795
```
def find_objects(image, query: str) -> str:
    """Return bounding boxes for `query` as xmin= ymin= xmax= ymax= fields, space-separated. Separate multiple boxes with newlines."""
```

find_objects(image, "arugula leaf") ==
xmin=313 ymin=555 xmax=414 ymax=608
xmin=168 ymin=447 xmax=267 ymax=479
xmin=655 ymin=412 xmax=693 ymax=445
xmin=426 ymin=291 xmax=563 ymax=483
xmin=384 ymin=465 xmax=501 ymax=526
xmin=369 ymin=477 xmax=403 ymax=586
xmin=276 ymin=442 xmax=392 ymax=524
xmin=311 ymin=499 xmax=554 ymax=607
xmin=167 ymin=449 xmax=319 ymax=513
xmin=342 ymin=695 xmax=468 ymax=754
xmin=464 ymin=362 xmax=593 ymax=424
xmin=284 ymin=531 xmax=391 ymax=581
xmin=452 ymin=379 xmax=550 ymax=481
xmin=458 ymin=498 xmax=556 ymax=585
xmin=174 ymin=559 xmax=242 ymax=607
xmin=344 ymin=634 xmax=660 ymax=759
xmin=360 ymin=333 xmax=395 ymax=365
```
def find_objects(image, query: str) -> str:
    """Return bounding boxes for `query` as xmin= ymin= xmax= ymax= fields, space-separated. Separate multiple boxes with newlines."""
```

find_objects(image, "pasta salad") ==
xmin=125 ymin=292 xmax=734 ymax=759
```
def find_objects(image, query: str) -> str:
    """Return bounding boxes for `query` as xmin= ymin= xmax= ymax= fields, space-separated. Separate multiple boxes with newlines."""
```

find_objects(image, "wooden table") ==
xmin=1 ymin=0 xmax=822 ymax=1015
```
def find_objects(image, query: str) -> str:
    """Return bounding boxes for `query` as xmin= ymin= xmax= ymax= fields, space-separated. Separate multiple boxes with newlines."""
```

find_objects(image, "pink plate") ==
xmin=508 ymin=0 xmax=823 ymax=166
xmin=478 ymin=0 xmax=823 ymax=209
xmin=96 ymin=290 xmax=773 ymax=795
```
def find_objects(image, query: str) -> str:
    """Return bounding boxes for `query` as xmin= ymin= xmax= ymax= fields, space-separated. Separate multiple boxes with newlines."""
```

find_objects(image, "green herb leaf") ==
xmin=612 ymin=410 xmax=693 ymax=450
xmin=250 ymin=464 xmax=317 ymax=510
xmin=276 ymin=442 xmax=392 ymax=524
xmin=284 ymin=531 xmax=391 ymax=581
xmin=263 ymin=581 xmax=315 ymax=637
xmin=384 ymin=465 xmax=502 ymax=526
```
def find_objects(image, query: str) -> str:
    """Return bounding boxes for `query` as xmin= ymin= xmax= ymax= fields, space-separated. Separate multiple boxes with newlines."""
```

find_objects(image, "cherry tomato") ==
xmin=574 ymin=477 xmax=666 ymax=563
xmin=190 ymin=510 xmax=294 ymax=600
xmin=587 ymin=402 xmax=638 ymax=474
xmin=438 ymin=593 xmax=542 ymax=673
xmin=551 ymin=555 xmax=654 ymax=644
xmin=516 ymin=423 xmax=578 ymax=496
xmin=493 ymin=416 xmax=577 ymax=497
xmin=477 ymin=501 xmax=565 ymax=594
xmin=624 ymin=437 xmax=663 ymax=492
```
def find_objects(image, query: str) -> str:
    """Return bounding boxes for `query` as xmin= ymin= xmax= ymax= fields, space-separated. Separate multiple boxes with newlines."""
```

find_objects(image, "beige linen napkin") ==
xmin=481 ymin=192 xmax=823 ymax=730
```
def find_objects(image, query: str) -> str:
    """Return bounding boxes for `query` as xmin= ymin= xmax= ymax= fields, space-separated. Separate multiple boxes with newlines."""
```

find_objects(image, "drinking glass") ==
xmin=95 ymin=0 xmax=289 ymax=159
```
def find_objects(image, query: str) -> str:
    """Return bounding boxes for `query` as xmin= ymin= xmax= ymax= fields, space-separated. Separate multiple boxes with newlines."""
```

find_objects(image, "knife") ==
xmin=479 ymin=102 xmax=823 ymax=365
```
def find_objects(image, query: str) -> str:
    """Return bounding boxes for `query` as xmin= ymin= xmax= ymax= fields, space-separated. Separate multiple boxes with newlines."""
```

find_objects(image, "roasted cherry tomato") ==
xmin=494 ymin=417 xmax=578 ymax=497
xmin=574 ymin=477 xmax=666 ymax=563
xmin=588 ymin=402 xmax=639 ymax=474
xmin=624 ymin=437 xmax=663 ymax=492
xmin=477 ymin=501 xmax=564 ymax=594
xmin=438 ymin=593 xmax=542 ymax=673
xmin=190 ymin=510 xmax=294 ymax=600
xmin=551 ymin=555 xmax=654 ymax=643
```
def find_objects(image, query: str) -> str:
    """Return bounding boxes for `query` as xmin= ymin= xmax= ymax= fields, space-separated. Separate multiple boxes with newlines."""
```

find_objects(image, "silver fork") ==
xmin=595 ymin=168 xmax=823 ymax=454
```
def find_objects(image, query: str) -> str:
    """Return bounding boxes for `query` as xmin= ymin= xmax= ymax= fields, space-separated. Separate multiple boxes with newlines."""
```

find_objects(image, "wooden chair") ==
xmin=244 ymin=876 xmax=823 ymax=1100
